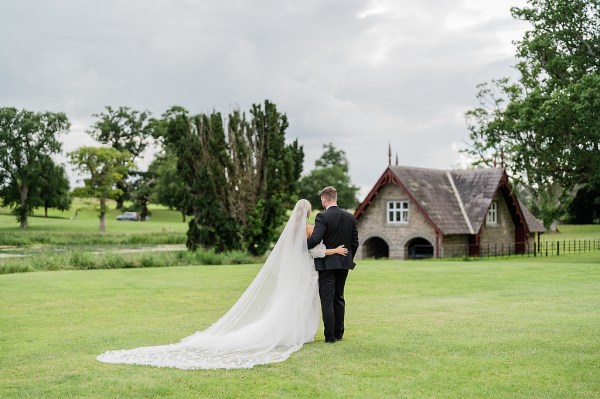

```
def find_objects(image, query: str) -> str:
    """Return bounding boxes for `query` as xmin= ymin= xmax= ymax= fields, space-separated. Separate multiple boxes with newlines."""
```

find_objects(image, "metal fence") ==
xmin=436 ymin=238 xmax=600 ymax=259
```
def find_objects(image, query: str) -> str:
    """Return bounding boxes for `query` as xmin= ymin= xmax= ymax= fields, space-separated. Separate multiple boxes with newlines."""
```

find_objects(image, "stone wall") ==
xmin=478 ymin=193 xmax=517 ymax=256
xmin=356 ymin=184 xmax=437 ymax=259
xmin=355 ymin=183 xmax=536 ymax=259
xmin=440 ymin=234 xmax=469 ymax=258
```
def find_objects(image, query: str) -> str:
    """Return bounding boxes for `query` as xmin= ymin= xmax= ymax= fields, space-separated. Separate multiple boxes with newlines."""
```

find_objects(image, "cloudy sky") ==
xmin=0 ymin=0 xmax=529 ymax=200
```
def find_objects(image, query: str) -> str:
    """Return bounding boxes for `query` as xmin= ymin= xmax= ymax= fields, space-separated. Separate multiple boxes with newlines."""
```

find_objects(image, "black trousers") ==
xmin=318 ymin=268 xmax=349 ymax=340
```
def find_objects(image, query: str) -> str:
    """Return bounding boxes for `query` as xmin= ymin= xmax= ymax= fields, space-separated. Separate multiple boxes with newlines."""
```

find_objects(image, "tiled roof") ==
xmin=389 ymin=166 xmax=472 ymax=234
xmin=450 ymin=168 xmax=504 ymax=233
xmin=357 ymin=165 xmax=545 ymax=235
xmin=518 ymin=199 xmax=546 ymax=232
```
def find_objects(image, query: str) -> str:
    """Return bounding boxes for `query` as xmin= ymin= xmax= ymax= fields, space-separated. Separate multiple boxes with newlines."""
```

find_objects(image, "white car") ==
xmin=116 ymin=212 xmax=140 ymax=221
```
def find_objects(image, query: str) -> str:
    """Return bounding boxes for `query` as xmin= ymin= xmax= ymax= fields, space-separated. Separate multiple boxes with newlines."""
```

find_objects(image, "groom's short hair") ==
xmin=318 ymin=186 xmax=337 ymax=202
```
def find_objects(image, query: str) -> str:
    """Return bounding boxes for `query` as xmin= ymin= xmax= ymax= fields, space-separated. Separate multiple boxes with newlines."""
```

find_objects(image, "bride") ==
xmin=97 ymin=199 xmax=347 ymax=370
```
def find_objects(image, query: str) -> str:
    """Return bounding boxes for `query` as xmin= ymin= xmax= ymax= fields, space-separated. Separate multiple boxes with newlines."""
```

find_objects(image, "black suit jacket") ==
xmin=307 ymin=206 xmax=359 ymax=271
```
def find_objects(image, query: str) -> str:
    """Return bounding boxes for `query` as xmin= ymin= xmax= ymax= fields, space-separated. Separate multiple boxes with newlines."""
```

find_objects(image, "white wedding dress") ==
xmin=97 ymin=199 xmax=324 ymax=370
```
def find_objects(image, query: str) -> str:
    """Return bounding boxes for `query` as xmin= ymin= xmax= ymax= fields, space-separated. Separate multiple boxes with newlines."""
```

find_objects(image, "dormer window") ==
xmin=487 ymin=201 xmax=497 ymax=225
xmin=388 ymin=201 xmax=409 ymax=224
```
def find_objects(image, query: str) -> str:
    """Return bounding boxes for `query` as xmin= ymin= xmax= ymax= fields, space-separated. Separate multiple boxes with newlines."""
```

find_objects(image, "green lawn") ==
xmin=0 ymin=198 xmax=187 ymax=235
xmin=541 ymin=224 xmax=600 ymax=242
xmin=2 ymin=254 xmax=599 ymax=398
xmin=0 ymin=199 xmax=187 ymax=249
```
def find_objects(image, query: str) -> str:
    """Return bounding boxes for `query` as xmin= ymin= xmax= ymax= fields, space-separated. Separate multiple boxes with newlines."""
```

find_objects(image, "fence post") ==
xmin=557 ymin=241 xmax=560 ymax=256
xmin=534 ymin=241 xmax=536 ymax=257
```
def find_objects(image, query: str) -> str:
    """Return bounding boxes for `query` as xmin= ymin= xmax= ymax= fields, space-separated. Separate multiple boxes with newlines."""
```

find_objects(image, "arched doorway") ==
xmin=406 ymin=237 xmax=434 ymax=259
xmin=363 ymin=236 xmax=389 ymax=259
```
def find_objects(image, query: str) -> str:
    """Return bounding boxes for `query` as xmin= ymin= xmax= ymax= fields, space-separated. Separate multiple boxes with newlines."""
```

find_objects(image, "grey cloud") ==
xmin=0 ymin=0 xmax=528 ymax=199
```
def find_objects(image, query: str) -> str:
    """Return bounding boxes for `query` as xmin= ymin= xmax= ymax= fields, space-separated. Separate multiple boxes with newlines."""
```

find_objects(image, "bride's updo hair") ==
xmin=295 ymin=199 xmax=312 ymax=219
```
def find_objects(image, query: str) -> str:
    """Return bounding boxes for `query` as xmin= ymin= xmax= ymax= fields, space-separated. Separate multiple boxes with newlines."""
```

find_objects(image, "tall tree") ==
xmin=237 ymin=102 xmax=304 ymax=255
xmin=149 ymin=150 xmax=188 ymax=222
xmin=164 ymin=107 xmax=240 ymax=252
xmin=463 ymin=0 xmax=600 ymax=207
xmin=87 ymin=106 xmax=156 ymax=209
xmin=162 ymin=100 xmax=304 ymax=255
xmin=0 ymin=158 xmax=69 ymax=219
xmin=36 ymin=159 xmax=71 ymax=218
xmin=0 ymin=107 xmax=70 ymax=228
xmin=69 ymin=147 xmax=133 ymax=231
xmin=128 ymin=171 xmax=156 ymax=222
xmin=568 ymin=186 xmax=600 ymax=224
xmin=299 ymin=143 xmax=360 ymax=210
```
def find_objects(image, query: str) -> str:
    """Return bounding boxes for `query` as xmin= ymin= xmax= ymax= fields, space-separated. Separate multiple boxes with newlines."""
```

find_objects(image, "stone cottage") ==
xmin=354 ymin=165 xmax=545 ymax=259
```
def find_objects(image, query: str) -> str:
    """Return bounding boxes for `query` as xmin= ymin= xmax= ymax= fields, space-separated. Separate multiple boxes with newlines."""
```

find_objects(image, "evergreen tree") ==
xmin=163 ymin=107 xmax=240 ymax=252
xmin=162 ymin=100 xmax=304 ymax=255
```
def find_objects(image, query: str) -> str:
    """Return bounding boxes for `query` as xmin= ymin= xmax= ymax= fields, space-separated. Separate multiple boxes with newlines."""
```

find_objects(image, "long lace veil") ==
xmin=97 ymin=199 xmax=320 ymax=370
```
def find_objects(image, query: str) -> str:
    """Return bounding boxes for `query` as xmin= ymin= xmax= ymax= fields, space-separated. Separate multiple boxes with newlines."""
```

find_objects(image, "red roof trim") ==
xmin=354 ymin=168 xmax=395 ymax=220
xmin=354 ymin=167 xmax=442 ymax=235
xmin=497 ymin=172 xmax=530 ymax=234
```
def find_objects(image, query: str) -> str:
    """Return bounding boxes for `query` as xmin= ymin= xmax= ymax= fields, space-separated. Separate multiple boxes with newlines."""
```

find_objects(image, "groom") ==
xmin=307 ymin=186 xmax=359 ymax=343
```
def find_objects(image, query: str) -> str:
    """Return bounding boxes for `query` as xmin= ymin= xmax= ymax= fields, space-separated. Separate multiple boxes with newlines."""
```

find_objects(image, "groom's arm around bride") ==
xmin=307 ymin=186 xmax=359 ymax=343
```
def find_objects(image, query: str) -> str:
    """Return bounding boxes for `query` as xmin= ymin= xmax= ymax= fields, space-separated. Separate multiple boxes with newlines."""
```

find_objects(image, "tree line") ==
xmin=0 ymin=100 xmax=360 ymax=255
xmin=463 ymin=0 xmax=600 ymax=227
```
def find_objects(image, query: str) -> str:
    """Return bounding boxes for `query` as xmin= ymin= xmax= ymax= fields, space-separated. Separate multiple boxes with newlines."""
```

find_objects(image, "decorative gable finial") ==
xmin=388 ymin=142 xmax=392 ymax=166
xmin=500 ymin=147 xmax=505 ymax=168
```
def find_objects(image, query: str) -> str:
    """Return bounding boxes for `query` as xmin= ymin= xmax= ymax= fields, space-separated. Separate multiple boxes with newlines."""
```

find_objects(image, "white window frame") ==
xmin=487 ymin=201 xmax=497 ymax=225
xmin=387 ymin=200 xmax=409 ymax=224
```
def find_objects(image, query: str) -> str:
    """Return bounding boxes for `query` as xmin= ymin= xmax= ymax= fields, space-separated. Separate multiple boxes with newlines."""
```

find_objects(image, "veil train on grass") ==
xmin=97 ymin=199 xmax=320 ymax=370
